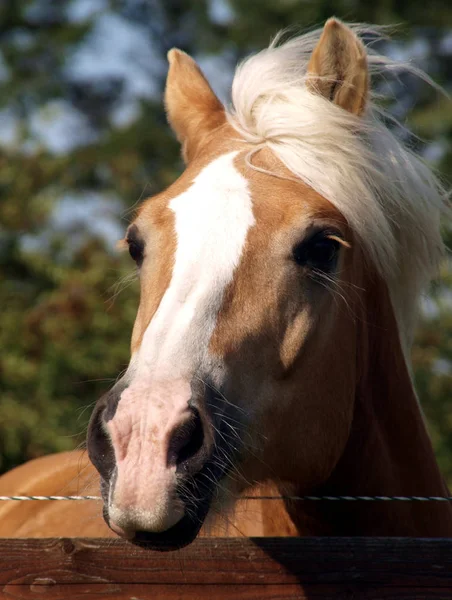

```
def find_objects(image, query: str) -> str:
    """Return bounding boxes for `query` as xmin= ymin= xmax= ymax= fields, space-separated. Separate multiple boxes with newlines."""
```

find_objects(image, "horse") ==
xmin=85 ymin=17 xmax=451 ymax=549
xmin=0 ymin=451 xmax=295 ymax=537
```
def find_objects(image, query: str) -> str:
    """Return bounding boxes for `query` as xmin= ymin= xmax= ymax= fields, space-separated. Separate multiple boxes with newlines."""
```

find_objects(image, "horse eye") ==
xmin=128 ymin=240 xmax=144 ymax=265
xmin=293 ymin=233 xmax=340 ymax=271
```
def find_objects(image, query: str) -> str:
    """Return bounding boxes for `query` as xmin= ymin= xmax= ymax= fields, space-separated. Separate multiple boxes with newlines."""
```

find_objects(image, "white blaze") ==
xmin=135 ymin=151 xmax=255 ymax=380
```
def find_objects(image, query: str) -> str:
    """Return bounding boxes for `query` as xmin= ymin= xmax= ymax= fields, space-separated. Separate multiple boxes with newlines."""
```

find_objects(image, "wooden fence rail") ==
xmin=1 ymin=537 xmax=452 ymax=599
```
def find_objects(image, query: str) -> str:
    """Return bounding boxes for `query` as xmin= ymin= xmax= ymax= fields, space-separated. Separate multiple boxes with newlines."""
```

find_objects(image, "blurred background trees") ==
xmin=1 ymin=0 xmax=452 ymax=481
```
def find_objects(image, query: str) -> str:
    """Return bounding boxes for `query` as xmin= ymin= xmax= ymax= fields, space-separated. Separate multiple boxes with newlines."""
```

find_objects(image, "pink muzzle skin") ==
xmin=105 ymin=378 xmax=194 ymax=535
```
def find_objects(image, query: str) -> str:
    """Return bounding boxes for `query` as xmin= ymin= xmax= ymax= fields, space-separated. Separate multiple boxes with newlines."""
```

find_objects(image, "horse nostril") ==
xmin=87 ymin=404 xmax=115 ymax=482
xmin=168 ymin=409 xmax=205 ymax=473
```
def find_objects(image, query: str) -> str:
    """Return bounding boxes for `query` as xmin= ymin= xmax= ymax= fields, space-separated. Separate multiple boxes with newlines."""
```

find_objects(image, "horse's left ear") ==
xmin=165 ymin=49 xmax=226 ymax=162
xmin=306 ymin=18 xmax=369 ymax=116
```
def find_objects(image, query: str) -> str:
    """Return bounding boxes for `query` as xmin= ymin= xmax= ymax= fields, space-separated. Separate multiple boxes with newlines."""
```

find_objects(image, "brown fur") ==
xmin=130 ymin=194 xmax=177 ymax=353
xmin=165 ymin=49 xmax=226 ymax=162
xmin=0 ymin=452 xmax=112 ymax=537
xmin=306 ymin=18 xmax=369 ymax=115
xmin=207 ymin=146 xmax=357 ymax=496
xmin=280 ymin=253 xmax=452 ymax=536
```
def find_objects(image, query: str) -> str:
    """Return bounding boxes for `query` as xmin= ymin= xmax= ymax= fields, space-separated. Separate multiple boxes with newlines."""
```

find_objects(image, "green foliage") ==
xmin=414 ymin=261 xmax=452 ymax=485
xmin=0 ymin=0 xmax=452 ymax=486
xmin=0 ymin=233 xmax=139 ymax=471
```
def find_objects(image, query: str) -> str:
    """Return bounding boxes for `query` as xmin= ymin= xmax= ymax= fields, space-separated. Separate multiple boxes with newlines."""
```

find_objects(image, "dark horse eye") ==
xmin=128 ymin=240 xmax=144 ymax=265
xmin=293 ymin=232 xmax=341 ymax=272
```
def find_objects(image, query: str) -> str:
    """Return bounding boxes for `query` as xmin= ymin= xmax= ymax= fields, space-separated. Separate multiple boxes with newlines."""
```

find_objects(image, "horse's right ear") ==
xmin=165 ymin=49 xmax=226 ymax=162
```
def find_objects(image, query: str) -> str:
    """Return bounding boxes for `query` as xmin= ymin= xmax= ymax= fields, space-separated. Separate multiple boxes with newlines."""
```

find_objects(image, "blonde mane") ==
xmin=226 ymin=24 xmax=448 ymax=352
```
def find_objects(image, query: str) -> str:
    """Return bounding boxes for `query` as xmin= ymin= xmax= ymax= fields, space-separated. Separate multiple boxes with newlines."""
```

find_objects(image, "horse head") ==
xmin=87 ymin=19 xmax=451 ymax=549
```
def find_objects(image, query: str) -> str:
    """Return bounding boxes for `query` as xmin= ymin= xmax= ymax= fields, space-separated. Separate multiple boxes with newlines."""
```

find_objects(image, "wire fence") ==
xmin=2 ymin=494 xmax=452 ymax=502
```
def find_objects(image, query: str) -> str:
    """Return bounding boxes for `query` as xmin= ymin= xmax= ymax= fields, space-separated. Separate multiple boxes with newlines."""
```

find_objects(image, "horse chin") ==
xmin=101 ymin=473 xmax=214 ymax=551
xmin=129 ymin=508 xmax=209 ymax=551
xmin=128 ymin=482 xmax=214 ymax=550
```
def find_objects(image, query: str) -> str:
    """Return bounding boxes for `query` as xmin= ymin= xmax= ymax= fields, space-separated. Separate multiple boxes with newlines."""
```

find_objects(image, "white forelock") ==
xmin=226 ymin=24 xmax=448 ymax=352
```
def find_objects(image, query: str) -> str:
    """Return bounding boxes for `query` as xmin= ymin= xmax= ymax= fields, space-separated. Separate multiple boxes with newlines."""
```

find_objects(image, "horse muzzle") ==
xmin=87 ymin=376 xmax=236 ymax=550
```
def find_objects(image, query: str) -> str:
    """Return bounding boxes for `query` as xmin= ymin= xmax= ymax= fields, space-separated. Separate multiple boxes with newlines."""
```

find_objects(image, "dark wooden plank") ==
xmin=2 ymin=584 xmax=452 ymax=600
xmin=0 ymin=537 xmax=452 ymax=595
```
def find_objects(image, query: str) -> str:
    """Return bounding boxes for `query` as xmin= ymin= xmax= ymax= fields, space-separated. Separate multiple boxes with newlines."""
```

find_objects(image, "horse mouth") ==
xmin=130 ymin=503 xmax=210 ymax=551
xmin=131 ymin=463 xmax=221 ymax=550
xmin=101 ymin=457 xmax=225 ymax=550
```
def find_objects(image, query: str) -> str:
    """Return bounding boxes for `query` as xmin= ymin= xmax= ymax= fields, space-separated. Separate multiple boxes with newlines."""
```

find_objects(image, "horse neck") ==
xmin=286 ymin=269 xmax=452 ymax=537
